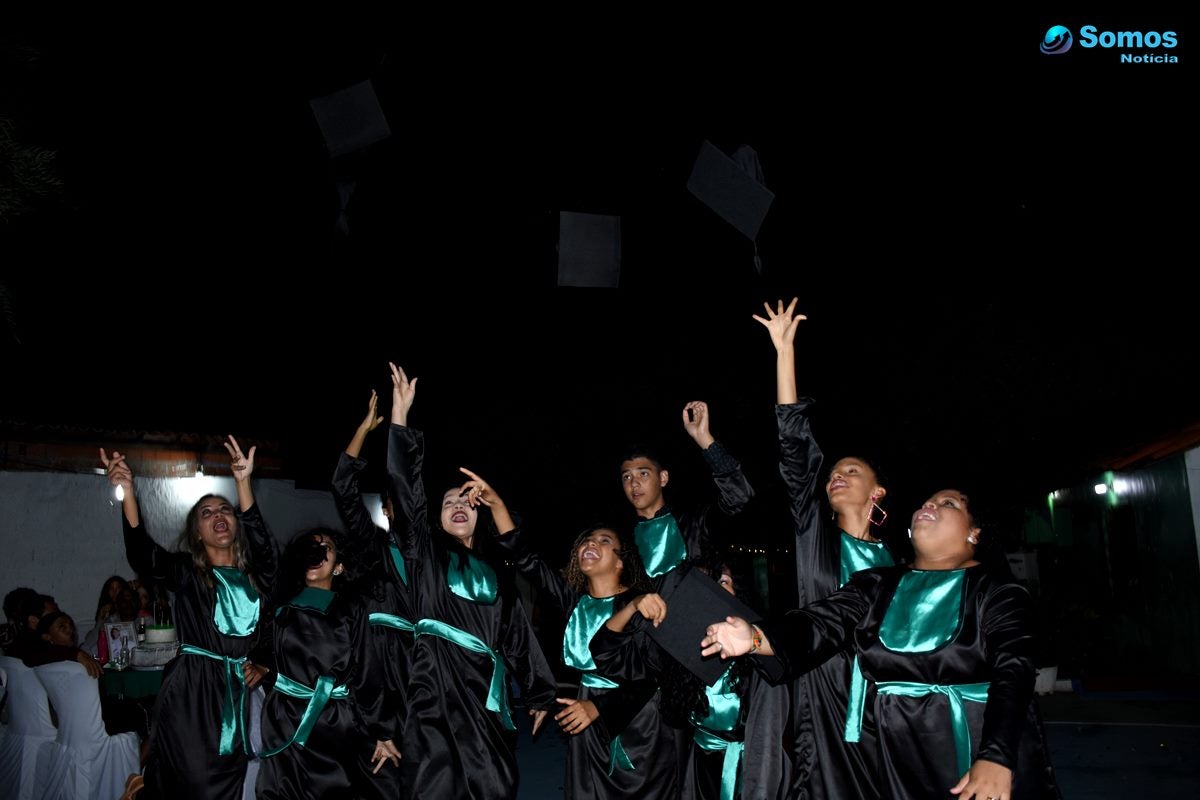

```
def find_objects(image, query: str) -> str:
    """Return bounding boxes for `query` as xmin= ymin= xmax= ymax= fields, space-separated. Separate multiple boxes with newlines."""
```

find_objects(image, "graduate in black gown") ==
xmin=331 ymin=388 xmax=413 ymax=798
xmin=754 ymin=298 xmax=898 ymax=799
xmin=702 ymin=489 xmax=1061 ymax=800
xmin=497 ymin=523 xmax=678 ymax=799
xmin=255 ymin=530 xmax=400 ymax=800
xmin=591 ymin=557 xmax=790 ymax=800
xmin=102 ymin=439 xmax=278 ymax=800
xmin=619 ymin=400 xmax=756 ymax=779
xmin=386 ymin=362 xmax=557 ymax=800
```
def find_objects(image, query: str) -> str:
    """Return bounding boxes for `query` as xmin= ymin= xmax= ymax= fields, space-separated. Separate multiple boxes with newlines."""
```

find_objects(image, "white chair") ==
xmin=33 ymin=660 xmax=140 ymax=800
xmin=241 ymin=686 xmax=265 ymax=800
xmin=0 ymin=655 xmax=58 ymax=800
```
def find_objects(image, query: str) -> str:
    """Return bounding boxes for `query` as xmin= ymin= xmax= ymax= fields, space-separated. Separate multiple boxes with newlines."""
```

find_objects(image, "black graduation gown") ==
xmin=638 ymin=440 xmax=755 ymax=594
xmin=331 ymin=452 xmax=413 ymax=798
xmin=388 ymin=424 xmax=557 ymax=800
xmin=590 ymin=610 xmax=790 ymax=799
xmin=256 ymin=591 xmax=389 ymax=800
xmin=500 ymin=537 xmax=677 ymax=800
xmin=760 ymin=566 xmax=1061 ymax=800
xmin=778 ymin=400 xmax=895 ymax=800
xmin=123 ymin=504 xmax=278 ymax=800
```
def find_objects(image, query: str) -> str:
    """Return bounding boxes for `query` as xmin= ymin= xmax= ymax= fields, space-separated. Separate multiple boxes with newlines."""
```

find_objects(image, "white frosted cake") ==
xmin=143 ymin=625 xmax=177 ymax=644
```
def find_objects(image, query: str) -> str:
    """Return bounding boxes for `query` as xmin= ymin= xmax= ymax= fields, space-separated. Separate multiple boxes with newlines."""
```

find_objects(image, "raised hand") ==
xmin=360 ymin=389 xmax=384 ymax=434
xmin=682 ymin=401 xmax=715 ymax=449
xmin=752 ymin=297 xmax=806 ymax=351
xmin=554 ymin=697 xmax=599 ymax=735
xmin=457 ymin=467 xmax=500 ymax=509
xmin=223 ymin=435 xmax=256 ymax=483
xmin=388 ymin=362 xmax=418 ymax=426
xmin=100 ymin=448 xmax=135 ymax=493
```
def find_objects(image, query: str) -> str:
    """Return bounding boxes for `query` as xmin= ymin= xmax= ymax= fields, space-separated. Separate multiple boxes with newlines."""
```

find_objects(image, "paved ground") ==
xmin=515 ymin=690 xmax=1200 ymax=798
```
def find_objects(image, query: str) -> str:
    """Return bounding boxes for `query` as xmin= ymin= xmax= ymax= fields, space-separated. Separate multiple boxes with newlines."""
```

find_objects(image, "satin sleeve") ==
xmin=689 ymin=439 xmax=756 ymax=557
xmin=502 ymin=593 xmax=557 ymax=712
xmin=239 ymin=504 xmax=278 ymax=602
xmin=588 ymin=615 xmax=665 ymax=682
xmin=497 ymin=531 xmax=576 ymax=614
xmin=387 ymin=424 xmax=432 ymax=565
xmin=122 ymin=502 xmax=189 ymax=590
xmin=332 ymin=452 xmax=385 ymax=557
xmin=758 ymin=571 xmax=874 ymax=683
xmin=976 ymin=582 xmax=1038 ymax=770
xmin=350 ymin=599 xmax=396 ymax=741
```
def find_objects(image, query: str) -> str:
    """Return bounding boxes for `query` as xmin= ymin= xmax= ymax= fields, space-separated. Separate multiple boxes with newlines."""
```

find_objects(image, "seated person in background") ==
xmin=7 ymin=592 xmax=101 ymax=677
xmin=39 ymin=610 xmax=151 ymax=741
xmin=2 ymin=586 xmax=41 ymax=654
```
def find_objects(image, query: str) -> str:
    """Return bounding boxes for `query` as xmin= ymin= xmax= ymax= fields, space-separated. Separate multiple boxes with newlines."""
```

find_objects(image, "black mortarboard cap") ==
xmin=648 ymin=566 xmax=764 ymax=686
xmin=686 ymin=141 xmax=775 ymax=241
xmin=309 ymin=80 xmax=391 ymax=158
xmin=557 ymin=211 xmax=622 ymax=288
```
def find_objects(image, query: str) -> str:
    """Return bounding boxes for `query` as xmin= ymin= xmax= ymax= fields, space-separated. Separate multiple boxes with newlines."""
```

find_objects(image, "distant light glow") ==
xmin=1093 ymin=483 xmax=1107 ymax=494
xmin=115 ymin=485 xmax=125 ymax=502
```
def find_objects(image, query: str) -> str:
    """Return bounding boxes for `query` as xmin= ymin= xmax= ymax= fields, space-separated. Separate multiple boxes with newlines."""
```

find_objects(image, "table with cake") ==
xmin=101 ymin=621 xmax=177 ymax=699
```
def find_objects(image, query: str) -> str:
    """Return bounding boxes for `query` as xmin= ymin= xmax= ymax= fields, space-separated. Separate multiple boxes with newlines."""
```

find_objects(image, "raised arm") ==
xmin=386 ymin=362 xmax=431 ymax=562
xmin=491 ymin=529 xmax=576 ymax=613
xmin=101 ymin=448 xmax=184 ymax=589
xmin=224 ymin=436 xmax=279 ymax=592
xmin=683 ymin=401 xmax=755 ymax=517
xmin=333 ymin=390 xmax=387 ymax=552
xmin=756 ymin=299 xmax=829 ymax=601
xmin=752 ymin=297 xmax=806 ymax=405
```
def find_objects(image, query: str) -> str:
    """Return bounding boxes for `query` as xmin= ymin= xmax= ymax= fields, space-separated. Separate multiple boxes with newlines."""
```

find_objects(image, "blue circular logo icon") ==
xmin=1040 ymin=25 xmax=1073 ymax=54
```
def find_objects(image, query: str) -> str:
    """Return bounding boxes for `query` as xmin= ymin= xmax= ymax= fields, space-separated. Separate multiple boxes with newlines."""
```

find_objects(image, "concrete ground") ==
xmin=515 ymin=689 xmax=1200 ymax=798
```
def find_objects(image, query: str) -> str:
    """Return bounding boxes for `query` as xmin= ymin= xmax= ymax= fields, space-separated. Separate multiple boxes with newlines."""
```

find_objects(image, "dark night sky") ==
xmin=2 ymin=11 xmax=1195 ymax=553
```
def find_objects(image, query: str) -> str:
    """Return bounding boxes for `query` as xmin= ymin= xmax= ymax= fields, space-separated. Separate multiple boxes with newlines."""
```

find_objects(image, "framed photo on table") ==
xmin=103 ymin=620 xmax=137 ymax=653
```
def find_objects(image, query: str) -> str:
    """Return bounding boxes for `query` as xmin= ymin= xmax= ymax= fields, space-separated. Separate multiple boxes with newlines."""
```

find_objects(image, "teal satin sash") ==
xmin=211 ymin=566 xmax=260 ymax=637
xmin=388 ymin=540 xmax=409 ymax=585
xmin=258 ymin=673 xmax=350 ymax=758
xmin=607 ymin=733 xmax=635 ymax=775
xmin=634 ymin=515 xmax=688 ymax=578
xmin=446 ymin=550 xmax=498 ymax=604
xmin=838 ymin=531 xmax=894 ymax=586
xmin=879 ymin=570 xmax=965 ymax=652
xmin=580 ymin=671 xmax=619 ymax=690
xmin=876 ymin=681 xmax=990 ymax=777
xmin=691 ymin=665 xmax=743 ymax=800
xmin=369 ymin=612 xmax=415 ymax=632
xmin=693 ymin=728 xmax=744 ymax=800
xmin=415 ymin=618 xmax=513 ymax=729
xmin=179 ymin=644 xmax=250 ymax=755
xmin=564 ymin=596 xmax=617 ymax=683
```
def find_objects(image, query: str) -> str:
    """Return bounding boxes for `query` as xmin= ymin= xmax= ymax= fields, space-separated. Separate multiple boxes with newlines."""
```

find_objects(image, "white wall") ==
xmin=0 ymin=470 xmax=383 ymax=632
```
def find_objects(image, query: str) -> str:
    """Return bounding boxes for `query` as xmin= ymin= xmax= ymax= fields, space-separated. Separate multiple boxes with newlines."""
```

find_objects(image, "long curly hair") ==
xmin=176 ymin=495 xmax=260 ymax=590
xmin=563 ymin=524 xmax=653 ymax=595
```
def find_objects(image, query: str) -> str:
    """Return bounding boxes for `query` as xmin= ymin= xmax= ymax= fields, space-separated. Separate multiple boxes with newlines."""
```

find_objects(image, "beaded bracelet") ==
xmin=749 ymin=624 xmax=763 ymax=654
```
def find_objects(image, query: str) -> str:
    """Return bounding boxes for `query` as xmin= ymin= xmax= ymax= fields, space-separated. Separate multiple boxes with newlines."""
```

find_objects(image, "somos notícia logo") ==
xmin=1040 ymin=24 xmax=1180 ymax=63
xmin=1041 ymin=26 xmax=1073 ymax=54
